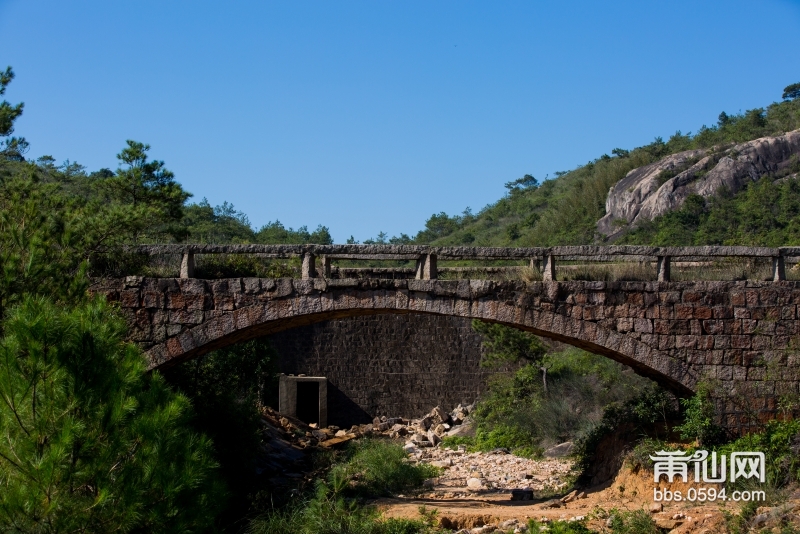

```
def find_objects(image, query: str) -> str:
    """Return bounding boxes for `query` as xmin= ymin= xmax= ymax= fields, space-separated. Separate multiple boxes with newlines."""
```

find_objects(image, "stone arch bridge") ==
xmin=92 ymin=244 xmax=800 ymax=431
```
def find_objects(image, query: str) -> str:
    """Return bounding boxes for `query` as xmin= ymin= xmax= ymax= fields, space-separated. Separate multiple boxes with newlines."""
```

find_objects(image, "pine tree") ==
xmin=0 ymin=297 xmax=226 ymax=533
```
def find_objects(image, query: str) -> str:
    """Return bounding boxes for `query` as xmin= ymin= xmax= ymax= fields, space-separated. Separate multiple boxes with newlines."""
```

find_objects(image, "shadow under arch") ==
xmin=148 ymin=303 xmax=697 ymax=397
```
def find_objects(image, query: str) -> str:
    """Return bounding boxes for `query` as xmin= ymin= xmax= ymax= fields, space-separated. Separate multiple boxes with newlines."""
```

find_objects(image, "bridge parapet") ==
xmin=125 ymin=244 xmax=800 ymax=282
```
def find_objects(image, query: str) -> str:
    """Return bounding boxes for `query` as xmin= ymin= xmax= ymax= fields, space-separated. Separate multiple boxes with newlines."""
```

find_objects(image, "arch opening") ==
xmin=152 ymin=306 xmax=695 ymax=399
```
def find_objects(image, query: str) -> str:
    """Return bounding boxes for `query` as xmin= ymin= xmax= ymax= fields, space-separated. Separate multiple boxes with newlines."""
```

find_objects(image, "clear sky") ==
xmin=2 ymin=1 xmax=799 ymax=242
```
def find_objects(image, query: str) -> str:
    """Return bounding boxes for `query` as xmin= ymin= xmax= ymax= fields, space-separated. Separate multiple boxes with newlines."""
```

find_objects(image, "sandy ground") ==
xmin=373 ymin=447 xmax=799 ymax=533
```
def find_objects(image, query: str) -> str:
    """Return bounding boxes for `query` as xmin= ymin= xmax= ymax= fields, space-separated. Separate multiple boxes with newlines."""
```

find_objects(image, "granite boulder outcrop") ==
xmin=597 ymin=129 xmax=800 ymax=240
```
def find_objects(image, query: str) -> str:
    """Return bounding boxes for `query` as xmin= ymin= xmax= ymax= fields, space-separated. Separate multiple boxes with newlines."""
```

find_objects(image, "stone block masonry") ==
xmin=269 ymin=314 xmax=493 ymax=427
xmin=91 ymin=276 xmax=800 ymax=435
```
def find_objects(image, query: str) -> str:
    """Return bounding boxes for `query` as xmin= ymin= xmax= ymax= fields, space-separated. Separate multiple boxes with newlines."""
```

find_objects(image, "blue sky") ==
xmin=2 ymin=1 xmax=799 ymax=242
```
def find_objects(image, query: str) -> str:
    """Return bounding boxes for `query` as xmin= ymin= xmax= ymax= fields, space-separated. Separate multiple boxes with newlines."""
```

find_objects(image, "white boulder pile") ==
xmin=370 ymin=403 xmax=475 ymax=450
xmin=269 ymin=403 xmax=474 ymax=449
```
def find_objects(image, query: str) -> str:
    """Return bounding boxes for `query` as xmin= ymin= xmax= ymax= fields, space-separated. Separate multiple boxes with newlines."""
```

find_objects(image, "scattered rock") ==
xmin=544 ymin=499 xmax=562 ymax=509
xmin=649 ymin=502 xmax=663 ymax=513
xmin=391 ymin=424 xmax=408 ymax=436
xmin=561 ymin=489 xmax=578 ymax=503
xmin=407 ymin=444 xmax=573 ymax=493
xmin=445 ymin=419 xmax=475 ymax=438
xmin=467 ymin=477 xmax=483 ymax=490
xmin=751 ymin=513 xmax=769 ymax=528
xmin=430 ymin=406 xmax=450 ymax=425
xmin=319 ymin=435 xmax=355 ymax=448
xmin=411 ymin=433 xmax=428 ymax=443
xmin=653 ymin=518 xmax=680 ymax=529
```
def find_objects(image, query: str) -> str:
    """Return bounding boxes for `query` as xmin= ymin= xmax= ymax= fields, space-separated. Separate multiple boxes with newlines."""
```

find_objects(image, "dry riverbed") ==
xmin=258 ymin=406 xmax=800 ymax=532
xmin=375 ymin=446 xmax=800 ymax=533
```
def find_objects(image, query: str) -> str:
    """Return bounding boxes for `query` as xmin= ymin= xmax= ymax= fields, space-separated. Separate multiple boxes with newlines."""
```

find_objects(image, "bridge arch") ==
xmin=97 ymin=243 xmax=800 ymax=432
xmin=114 ymin=277 xmax=700 ymax=396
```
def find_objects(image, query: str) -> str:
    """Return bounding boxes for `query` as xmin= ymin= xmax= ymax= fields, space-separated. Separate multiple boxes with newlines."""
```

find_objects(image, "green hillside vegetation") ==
xmin=619 ymin=166 xmax=800 ymax=246
xmin=402 ymin=91 xmax=800 ymax=248
xmin=182 ymin=199 xmax=333 ymax=245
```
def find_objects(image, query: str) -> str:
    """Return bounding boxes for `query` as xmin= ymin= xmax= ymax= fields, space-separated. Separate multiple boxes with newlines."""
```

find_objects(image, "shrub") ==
xmin=624 ymin=438 xmax=671 ymax=472
xmin=607 ymin=509 xmax=661 ymax=534
xmin=528 ymin=518 xmax=592 ymax=534
xmin=472 ymin=424 xmax=542 ymax=457
xmin=473 ymin=347 xmax=662 ymax=456
xmin=675 ymin=383 xmax=724 ymax=446
xmin=574 ymin=385 xmax=679 ymax=475
xmin=717 ymin=419 xmax=800 ymax=489
xmin=329 ymin=439 xmax=440 ymax=497
xmin=249 ymin=462 xmax=434 ymax=534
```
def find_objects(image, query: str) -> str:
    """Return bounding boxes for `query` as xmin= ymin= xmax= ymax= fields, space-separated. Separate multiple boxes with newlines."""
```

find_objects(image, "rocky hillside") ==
xmin=597 ymin=130 xmax=800 ymax=240
xmin=395 ymin=91 xmax=800 ymax=249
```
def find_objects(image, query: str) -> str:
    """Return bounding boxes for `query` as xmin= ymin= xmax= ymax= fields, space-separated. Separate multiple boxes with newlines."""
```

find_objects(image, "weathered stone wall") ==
xmin=268 ymin=314 xmax=491 ymax=428
xmin=92 ymin=276 xmax=800 ymax=434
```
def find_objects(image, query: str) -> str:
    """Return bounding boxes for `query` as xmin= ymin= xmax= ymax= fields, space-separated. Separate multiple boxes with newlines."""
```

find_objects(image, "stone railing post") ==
xmin=320 ymin=256 xmax=331 ymax=278
xmin=529 ymin=258 xmax=541 ymax=272
xmin=542 ymin=254 xmax=556 ymax=281
xmin=180 ymin=252 xmax=195 ymax=279
xmin=415 ymin=254 xmax=438 ymax=280
xmin=657 ymin=256 xmax=671 ymax=282
xmin=301 ymin=252 xmax=316 ymax=279
xmin=773 ymin=256 xmax=786 ymax=281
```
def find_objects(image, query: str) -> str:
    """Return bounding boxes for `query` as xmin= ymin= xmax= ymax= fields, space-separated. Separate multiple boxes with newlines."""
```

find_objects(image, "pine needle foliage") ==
xmin=0 ymin=296 xmax=225 ymax=533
